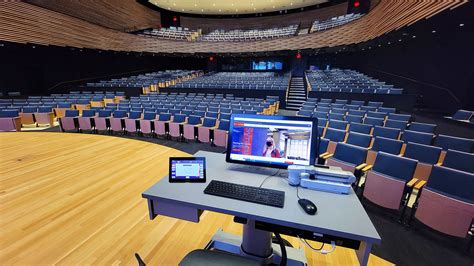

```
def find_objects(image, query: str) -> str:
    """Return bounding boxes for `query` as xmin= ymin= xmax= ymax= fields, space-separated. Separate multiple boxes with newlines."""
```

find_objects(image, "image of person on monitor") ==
xmin=263 ymin=136 xmax=281 ymax=158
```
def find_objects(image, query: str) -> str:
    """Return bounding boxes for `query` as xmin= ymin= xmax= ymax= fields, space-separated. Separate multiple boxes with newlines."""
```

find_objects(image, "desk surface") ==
xmin=143 ymin=151 xmax=381 ymax=245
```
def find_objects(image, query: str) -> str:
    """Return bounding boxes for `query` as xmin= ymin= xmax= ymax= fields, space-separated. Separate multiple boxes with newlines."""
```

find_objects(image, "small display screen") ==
xmin=169 ymin=157 xmax=206 ymax=182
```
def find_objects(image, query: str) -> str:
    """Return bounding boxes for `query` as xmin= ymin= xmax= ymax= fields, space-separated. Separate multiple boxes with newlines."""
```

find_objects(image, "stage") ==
xmin=0 ymin=132 xmax=391 ymax=265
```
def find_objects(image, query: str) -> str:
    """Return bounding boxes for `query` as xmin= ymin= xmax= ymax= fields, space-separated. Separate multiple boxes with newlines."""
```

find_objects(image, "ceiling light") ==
xmin=412 ymin=35 xmax=416 ymax=38
xmin=201 ymin=9 xmax=204 ymax=12
xmin=219 ymin=9 xmax=222 ymax=12
xmin=231 ymin=3 xmax=234 ymax=6
xmin=173 ymin=3 xmax=176 ymax=6
xmin=388 ymin=42 xmax=391 ymax=44
xmin=213 ymin=3 xmax=215 ymax=6
xmin=398 ymin=39 xmax=402 ymax=42
xmin=194 ymin=3 xmax=197 ymax=7
xmin=273 ymin=5 xmax=275 ymax=8
xmin=432 ymin=30 xmax=436 ymax=33
xmin=459 ymin=23 xmax=464 ymax=27
xmin=290 ymin=2 xmax=293 ymax=5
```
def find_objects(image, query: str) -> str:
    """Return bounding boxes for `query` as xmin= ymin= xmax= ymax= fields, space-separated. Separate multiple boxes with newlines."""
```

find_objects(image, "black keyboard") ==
xmin=204 ymin=180 xmax=285 ymax=208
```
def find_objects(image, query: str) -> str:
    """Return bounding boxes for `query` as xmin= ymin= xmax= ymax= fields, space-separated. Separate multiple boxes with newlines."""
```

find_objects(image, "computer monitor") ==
xmin=226 ymin=114 xmax=319 ymax=168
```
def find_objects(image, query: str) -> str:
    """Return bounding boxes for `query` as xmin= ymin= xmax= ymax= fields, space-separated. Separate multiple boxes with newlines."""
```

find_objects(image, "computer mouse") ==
xmin=298 ymin=199 xmax=317 ymax=215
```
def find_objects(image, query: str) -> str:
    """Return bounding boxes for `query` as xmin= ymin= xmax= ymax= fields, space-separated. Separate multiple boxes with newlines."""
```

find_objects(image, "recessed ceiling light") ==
xmin=398 ymin=39 xmax=402 ymax=42
xmin=412 ymin=35 xmax=416 ymax=38
xmin=213 ymin=3 xmax=215 ymax=6
xmin=290 ymin=2 xmax=293 ymax=5
xmin=251 ymin=3 xmax=254 ymax=6
xmin=194 ymin=3 xmax=197 ymax=7
xmin=231 ymin=3 xmax=234 ymax=6
xmin=182 ymin=9 xmax=184 ymax=11
xmin=459 ymin=23 xmax=464 ymax=27
xmin=201 ymin=9 xmax=204 ymax=12
xmin=167 ymin=7 xmax=171 ymax=10
xmin=388 ymin=42 xmax=391 ymax=44
xmin=219 ymin=9 xmax=222 ymax=12
xmin=432 ymin=30 xmax=436 ymax=33
xmin=173 ymin=3 xmax=176 ymax=6
xmin=273 ymin=5 xmax=275 ymax=8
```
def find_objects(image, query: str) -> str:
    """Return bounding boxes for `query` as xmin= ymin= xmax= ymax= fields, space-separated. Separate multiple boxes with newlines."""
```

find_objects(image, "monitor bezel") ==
xmin=169 ymin=157 xmax=207 ymax=183
xmin=225 ymin=114 xmax=319 ymax=169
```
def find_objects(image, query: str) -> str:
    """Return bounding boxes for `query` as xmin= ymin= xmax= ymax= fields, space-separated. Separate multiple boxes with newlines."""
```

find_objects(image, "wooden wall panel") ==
xmin=0 ymin=1 xmax=466 ymax=54
xmin=180 ymin=3 xmax=348 ymax=32
xmin=25 ymin=0 xmax=161 ymax=31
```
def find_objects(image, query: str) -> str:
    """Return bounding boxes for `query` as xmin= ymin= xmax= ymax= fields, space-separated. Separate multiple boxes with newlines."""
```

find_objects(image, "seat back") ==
xmin=384 ymin=119 xmax=408 ymax=130
xmin=433 ymin=134 xmax=474 ymax=153
xmin=371 ymin=137 xmax=403 ymax=154
xmin=408 ymin=122 xmax=437 ymax=133
xmin=203 ymin=117 xmax=217 ymax=127
xmin=187 ymin=115 xmax=202 ymax=125
xmin=346 ymin=132 xmax=372 ymax=148
xmin=324 ymin=128 xmax=346 ymax=142
xmin=401 ymin=130 xmax=434 ymax=145
xmin=345 ymin=115 xmax=363 ymax=123
xmin=142 ymin=112 xmax=156 ymax=120
xmin=426 ymin=166 xmax=474 ymax=203
xmin=217 ymin=119 xmax=230 ymax=130
xmin=327 ymin=120 xmax=348 ymax=130
xmin=388 ymin=113 xmax=411 ymax=122
xmin=333 ymin=143 xmax=368 ymax=166
xmin=22 ymin=107 xmax=38 ymax=113
xmin=373 ymin=126 xmax=400 ymax=139
xmin=172 ymin=114 xmax=186 ymax=123
xmin=403 ymin=142 xmax=442 ymax=164
xmin=349 ymin=122 xmax=372 ymax=135
xmin=82 ymin=110 xmax=96 ymax=117
xmin=451 ymin=109 xmax=473 ymax=120
xmin=65 ymin=110 xmax=79 ymax=117
xmin=113 ymin=110 xmax=127 ymax=118
xmin=158 ymin=113 xmax=171 ymax=121
xmin=98 ymin=110 xmax=112 ymax=117
xmin=128 ymin=111 xmax=142 ymax=119
xmin=373 ymin=152 xmax=417 ymax=182
xmin=442 ymin=149 xmax=474 ymax=173
xmin=364 ymin=117 xmax=384 ymax=127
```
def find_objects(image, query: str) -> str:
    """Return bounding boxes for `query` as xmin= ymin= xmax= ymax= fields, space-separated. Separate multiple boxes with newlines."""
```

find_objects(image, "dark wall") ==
xmin=0 ymin=42 xmax=206 ymax=96
xmin=310 ymin=1 xmax=474 ymax=113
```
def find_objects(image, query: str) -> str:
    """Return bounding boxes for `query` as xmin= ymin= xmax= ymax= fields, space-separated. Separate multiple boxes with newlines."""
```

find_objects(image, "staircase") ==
xmin=286 ymin=77 xmax=307 ymax=110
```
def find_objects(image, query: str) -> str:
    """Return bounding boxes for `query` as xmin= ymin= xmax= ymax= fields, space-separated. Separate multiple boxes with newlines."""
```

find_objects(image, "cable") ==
xmin=297 ymin=236 xmax=336 ymax=254
xmin=258 ymin=169 xmax=281 ymax=188
xmin=296 ymin=185 xmax=302 ymax=199
xmin=274 ymin=233 xmax=287 ymax=266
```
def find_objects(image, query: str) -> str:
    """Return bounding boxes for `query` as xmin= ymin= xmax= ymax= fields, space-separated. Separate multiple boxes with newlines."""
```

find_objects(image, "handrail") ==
xmin=47 ymin=68 xmax=157 ymax=91
xmin=368 ymin=68 xmax=461 ymax=105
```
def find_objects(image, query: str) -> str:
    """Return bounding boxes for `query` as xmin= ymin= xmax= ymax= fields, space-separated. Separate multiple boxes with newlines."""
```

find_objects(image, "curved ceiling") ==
xmin=148 ymin=0 xmax=328 ymax=15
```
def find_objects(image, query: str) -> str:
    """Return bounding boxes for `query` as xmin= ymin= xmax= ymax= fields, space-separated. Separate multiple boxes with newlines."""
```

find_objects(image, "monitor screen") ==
xmin=252 ymin=61 xmax=283 ymax=70
xmin=169 ymin=157 xmax=206 ymax=182
xmin=226 ymin=114 xmax=319 ymax=168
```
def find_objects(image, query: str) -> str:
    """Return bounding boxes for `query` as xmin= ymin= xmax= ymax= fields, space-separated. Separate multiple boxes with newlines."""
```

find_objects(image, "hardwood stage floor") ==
xmin=0 ymin=132 xmax=393 ymax=265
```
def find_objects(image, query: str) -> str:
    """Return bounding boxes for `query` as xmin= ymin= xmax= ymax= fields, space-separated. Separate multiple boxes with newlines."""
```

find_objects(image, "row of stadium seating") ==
xmin=140 ymin=27 xmax=199 ymax=41
xmin=85 ymin=70 xmax=201 ymax=88
xmin=306 ymin=69 xmax=403 ymax=94
xmin=201 ymin=25 xmax=298 ymax=42
xmin=170 ymin=72 xmax=290 ymax=91
xmin=310 ymin=13 xmax=363 ymax=32
xmin=321 ymin=141 xmax=473 ymax=239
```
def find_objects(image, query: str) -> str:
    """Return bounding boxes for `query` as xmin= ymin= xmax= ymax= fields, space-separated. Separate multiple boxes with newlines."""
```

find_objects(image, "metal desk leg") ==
xmin=355 ymin=241 xmax=372 ymax=266
xmin=206 ymin=219 xmax=307 ymax=265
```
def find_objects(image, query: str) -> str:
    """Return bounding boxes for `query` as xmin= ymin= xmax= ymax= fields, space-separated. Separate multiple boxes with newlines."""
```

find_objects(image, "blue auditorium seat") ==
xmin=407 ymin=122 xmax=437 ymax=133
xmin=442 ymin=149 xmax=474 ymax=173
xmin=372 ymin=126 xmax=401 ymax=140
xmin=345 ymin=132 xmax=372 ymax=148
xmin=401 ymin=130 xmax=434 ymax=145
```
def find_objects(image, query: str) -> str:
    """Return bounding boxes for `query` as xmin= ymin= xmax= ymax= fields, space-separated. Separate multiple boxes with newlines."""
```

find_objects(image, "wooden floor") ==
xmin=0 ymin=132 xmax=393 ymax=265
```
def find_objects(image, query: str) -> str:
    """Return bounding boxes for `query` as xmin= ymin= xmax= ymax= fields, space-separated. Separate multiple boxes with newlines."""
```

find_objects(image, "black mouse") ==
xmin=298 ymin=199 xmax=317 ymax=215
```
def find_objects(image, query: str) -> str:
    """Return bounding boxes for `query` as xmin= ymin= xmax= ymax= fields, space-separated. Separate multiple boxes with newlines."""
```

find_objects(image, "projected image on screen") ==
xmin=252 ymin=61 xmax=283 ymax=70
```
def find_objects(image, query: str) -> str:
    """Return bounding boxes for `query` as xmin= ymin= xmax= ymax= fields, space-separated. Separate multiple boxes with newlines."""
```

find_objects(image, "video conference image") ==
xmin=229 ymin=117 xmax=313 ymax=166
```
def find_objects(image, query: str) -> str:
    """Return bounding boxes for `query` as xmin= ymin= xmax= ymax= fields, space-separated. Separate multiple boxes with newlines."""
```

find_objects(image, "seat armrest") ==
xmin=355 ymin=163 xmax=367 ymax=171
xmin=319 ymin=152 xmax=329 ymax=158
xmin=406 ymin=178 xmax=419 ymax=188
xmin=435 ymin=162 xmax=442 ymax=166
xmin=361 ymin=165 xmax=373 ymax=172
xmin=322 ymin=153 xmax=333 ymax=159
xmin=414 ymin=180 xmax=427 ymax=190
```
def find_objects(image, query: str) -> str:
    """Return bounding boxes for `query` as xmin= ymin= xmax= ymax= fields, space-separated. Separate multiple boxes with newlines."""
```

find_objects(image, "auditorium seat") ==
xmin=364 ymin=117 xmax=384 ymax=127
xmin=34 ymin=107 xmax=55 ymax=126
xmin=59 ymin=110 xmax=79 ymax=132
xmin=110 ymin=110 xmax=128 ymax=134
xmin=94 ymin=110 xmax=112 ymax=133
xmin=447 ymin=109 xmax=473 ymax=122
xmin=125 ymin=111 xmax=143 ymax=134
xmin=402 ymin=142 xmax=443 ymax=182
xmin=0 ymin=110 xmax=22 ymax=132
xmin=198 ymin=117 xmax=218 ymax=143
xmin=345 ymin=114 xmax=363 ymax=123
xmin=139 ymin=112 xmax=157 ymax=135
xmin=169 ymin=114 xmax=187 ymax=139
xmin=407 ymin=122 xmax=437 ymax=134
xmin=78 ymin=109 xmax=96 ymax=132
xmin=183 ymin=115 xmax=202 ymax=141
xmin=20 ymin=106 xmax=37 ymax=126
xmin=410 ymin=166 xmax=474 ymax=238
xmin=155 ymin=113 xmax=172 ymax=137
xmin=327 ymin=120 xmax=348 ymax=130
xmin=213 ymin=119 xmax=230 ymax=148
xmin=388 ymin=113 xmax=411 ymax=122
xmin=320 ymin=128 xmax=346 ymax=155
xmin=363 ymin=152 xmax=418 ymax=217
xmin=54 ymin=103 xmax=72 ymax=118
